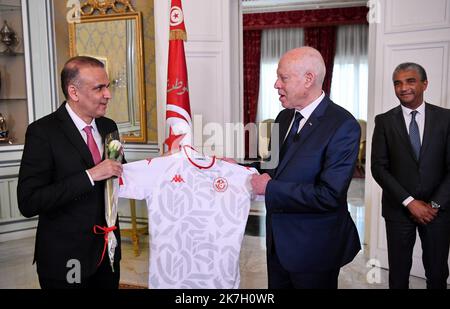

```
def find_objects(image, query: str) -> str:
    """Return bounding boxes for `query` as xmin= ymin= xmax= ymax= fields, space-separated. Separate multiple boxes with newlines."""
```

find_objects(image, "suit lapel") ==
xmin=277 ymin=109 xmax=294 ymax=146
xmin=420 ymin=103 xmax=434 ymax=158
xmin=56 ymin=103 xmax=96 ymax=167
xmin=392 ymin=107 xmax=418 ymax=162
xmin=275 ymin=98 xmax=328 ymax=177
xmin=96 ymin=119 xmax=109 ymax=160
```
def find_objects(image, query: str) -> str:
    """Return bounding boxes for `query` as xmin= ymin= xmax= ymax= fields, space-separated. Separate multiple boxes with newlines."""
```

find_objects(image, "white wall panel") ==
xmin=183 ymin=0 xmax=223 ymax=42
xmin=0 ymin=178 xmax=19 ymax=220
xmin=8 ymin=180 xmax=19 ymax=218
xmin=186 ymin=52 xmax=223 ymax=124
xmin=386 ymin=0 xmax=450 ymax=33
xmin=0 ymin=181 xmax=10 ymax=220
xmin=0 ymin=219 xmax=37 ymax=242
xmin=0 ymin=146 xmax=23 ymax=163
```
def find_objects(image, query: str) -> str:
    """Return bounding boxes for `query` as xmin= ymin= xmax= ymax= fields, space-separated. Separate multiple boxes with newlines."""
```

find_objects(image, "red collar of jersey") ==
xmin=182 ymin=145 xmax=216 ymax=169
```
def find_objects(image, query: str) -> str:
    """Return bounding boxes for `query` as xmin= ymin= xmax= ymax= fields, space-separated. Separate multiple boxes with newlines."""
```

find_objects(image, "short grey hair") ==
xmin=61 ymin=56 xmax=106 ymax=99
xmin=392 ymin=62 xmax=427 ymax=82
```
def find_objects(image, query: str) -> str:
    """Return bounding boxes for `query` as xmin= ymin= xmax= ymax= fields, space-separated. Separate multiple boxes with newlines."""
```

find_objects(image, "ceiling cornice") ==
xmin=242 ymin=0 xmax=368 ymax=14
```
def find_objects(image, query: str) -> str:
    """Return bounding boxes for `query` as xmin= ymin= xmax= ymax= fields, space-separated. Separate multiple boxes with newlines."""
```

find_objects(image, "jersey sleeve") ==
xmin=245 ymin=167 xmax=260 ymax=201
xmin=223 ymin=161 xmax=260 ymax=200
xmin=118 ymin=159 xmax=158 ymax=200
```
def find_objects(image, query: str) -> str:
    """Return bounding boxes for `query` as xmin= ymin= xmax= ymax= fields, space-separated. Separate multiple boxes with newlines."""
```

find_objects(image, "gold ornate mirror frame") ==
xmin=80 ymin=0 xmax=135 ymax=15
xmin=68 ymin=0 xmax=147 ymax=143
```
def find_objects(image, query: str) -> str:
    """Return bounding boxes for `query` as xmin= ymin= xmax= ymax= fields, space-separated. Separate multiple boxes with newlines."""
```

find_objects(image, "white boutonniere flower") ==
xmin=107 ymin=140 xmax=123 ymax=161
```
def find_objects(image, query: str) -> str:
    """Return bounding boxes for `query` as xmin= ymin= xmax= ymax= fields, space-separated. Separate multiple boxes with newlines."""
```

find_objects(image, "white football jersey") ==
xmin=118 ymin=147 xmax=257 ymax=289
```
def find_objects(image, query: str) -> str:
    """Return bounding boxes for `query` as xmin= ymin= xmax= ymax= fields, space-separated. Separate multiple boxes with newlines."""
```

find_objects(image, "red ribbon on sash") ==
xmin=93 ymin=225 xmax=117 ymax=266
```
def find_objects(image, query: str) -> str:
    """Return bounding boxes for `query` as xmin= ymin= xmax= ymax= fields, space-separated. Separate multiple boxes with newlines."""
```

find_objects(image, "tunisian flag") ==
xmin=164 ymin=0 xmax=192 ymax=152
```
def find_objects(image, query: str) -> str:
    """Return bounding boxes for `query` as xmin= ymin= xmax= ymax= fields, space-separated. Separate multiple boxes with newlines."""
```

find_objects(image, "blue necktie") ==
xmin=409 ymin=110 xmax=421 ymax=160
xmin=280 ymin=112 xmax=303 ymax=161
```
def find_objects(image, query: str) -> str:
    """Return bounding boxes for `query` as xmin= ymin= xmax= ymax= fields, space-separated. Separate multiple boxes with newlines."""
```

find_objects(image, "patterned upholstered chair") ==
xmin=357 ymin=119 xmax=366 ymax=172
xmin=258 ymin=118 xmax=274 ymax=159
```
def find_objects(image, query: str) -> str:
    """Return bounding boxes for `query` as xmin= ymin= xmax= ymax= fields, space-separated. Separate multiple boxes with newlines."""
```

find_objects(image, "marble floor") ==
xmin=0 ymin=179 xmax=444 ymax=289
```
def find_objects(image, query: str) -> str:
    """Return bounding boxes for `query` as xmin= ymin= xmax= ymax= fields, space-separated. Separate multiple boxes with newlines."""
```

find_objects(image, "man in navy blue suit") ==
xmin=251 ymin=47 xmax=361 ymax=289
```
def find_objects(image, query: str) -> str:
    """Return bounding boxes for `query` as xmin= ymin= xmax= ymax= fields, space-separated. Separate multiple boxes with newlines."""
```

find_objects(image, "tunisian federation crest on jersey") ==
xmin=213 ymin=177 xmax=228 ymax=192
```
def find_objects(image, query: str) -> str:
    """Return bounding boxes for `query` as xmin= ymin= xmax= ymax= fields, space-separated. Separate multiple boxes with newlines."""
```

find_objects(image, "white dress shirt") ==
xmin=284 ymin=91 xmax=325 ymax=141
xmin=66 ymin=103 xmax=103 ymax=185
xmin=401 ymin=102 xmax=425 ymax=143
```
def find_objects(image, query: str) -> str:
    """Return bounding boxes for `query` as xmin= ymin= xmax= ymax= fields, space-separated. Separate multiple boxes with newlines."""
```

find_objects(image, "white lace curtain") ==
xmin=330 ymin=24 xmax=369 ymax=121
xmin=256 ymin=28 xmax=304 ymax=123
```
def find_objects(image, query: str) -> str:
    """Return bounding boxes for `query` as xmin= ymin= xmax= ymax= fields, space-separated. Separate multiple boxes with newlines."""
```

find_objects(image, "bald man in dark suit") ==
xmin=250 ymin=47 xmax=361 ymax=289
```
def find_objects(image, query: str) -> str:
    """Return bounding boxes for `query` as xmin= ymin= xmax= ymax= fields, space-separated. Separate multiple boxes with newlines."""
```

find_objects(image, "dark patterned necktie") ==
xmin=409 ymin=110 xmax=421 ymax=160
xmin=279 ymin=112 xmax=303 ymax=162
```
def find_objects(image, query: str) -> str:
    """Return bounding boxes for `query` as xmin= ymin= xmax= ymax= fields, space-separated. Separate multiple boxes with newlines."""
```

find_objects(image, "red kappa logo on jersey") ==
xmin=171 ymin=174 xmax=185 ymax=183
xmin=213 ymin=177 xmax=228 ymax=192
